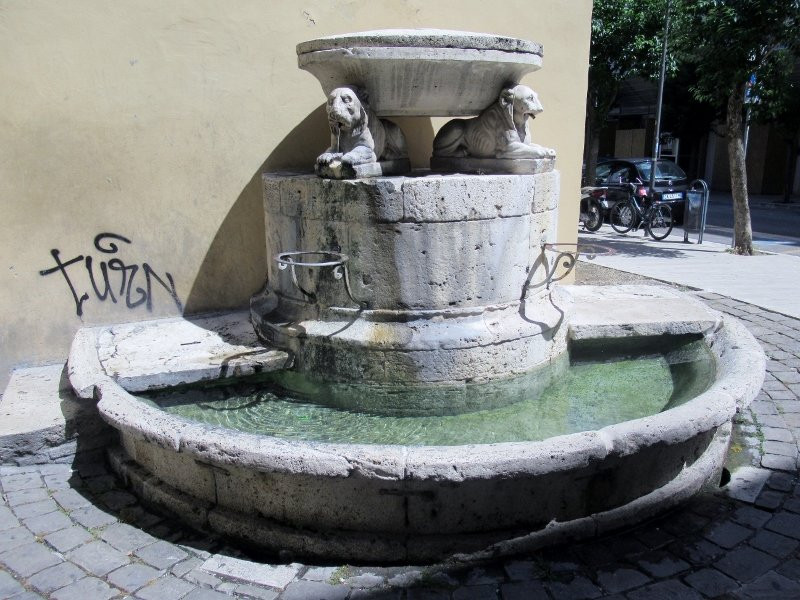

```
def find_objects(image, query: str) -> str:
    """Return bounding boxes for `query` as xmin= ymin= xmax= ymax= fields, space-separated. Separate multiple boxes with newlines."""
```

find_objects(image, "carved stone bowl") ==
xmin=297 ymin=29 xmax=543 ymax=116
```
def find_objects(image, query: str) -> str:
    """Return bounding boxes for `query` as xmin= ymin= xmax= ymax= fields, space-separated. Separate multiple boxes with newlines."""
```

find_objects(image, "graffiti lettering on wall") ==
xmin=39 ymin=233 xmax=183 ymax=317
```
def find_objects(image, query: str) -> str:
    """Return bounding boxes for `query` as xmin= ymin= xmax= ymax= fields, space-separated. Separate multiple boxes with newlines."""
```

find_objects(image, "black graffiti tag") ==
xmin=39 ymin=233 xmax=183 ymax=317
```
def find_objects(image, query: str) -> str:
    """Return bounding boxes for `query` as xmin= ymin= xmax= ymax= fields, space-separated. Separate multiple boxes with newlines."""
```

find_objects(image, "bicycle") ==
xmin=609 ymin=185 xmax=674 ymax=241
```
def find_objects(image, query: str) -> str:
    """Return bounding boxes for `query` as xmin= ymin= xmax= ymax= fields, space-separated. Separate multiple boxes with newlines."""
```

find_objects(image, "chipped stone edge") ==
xmin=67 ymin=326 xmax=110 ymax=400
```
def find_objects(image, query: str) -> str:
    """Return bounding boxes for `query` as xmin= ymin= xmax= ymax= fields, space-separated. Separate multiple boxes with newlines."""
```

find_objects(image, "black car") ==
xmin=593 ymin=158 xmax=688 ymax=223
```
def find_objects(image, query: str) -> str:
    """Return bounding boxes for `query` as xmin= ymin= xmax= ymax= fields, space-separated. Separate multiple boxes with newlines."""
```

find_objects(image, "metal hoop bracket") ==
xmin=275 ymin=251 xmax=368 ymax=309
xmin=538 ymin=243 xmax=614 ymax=289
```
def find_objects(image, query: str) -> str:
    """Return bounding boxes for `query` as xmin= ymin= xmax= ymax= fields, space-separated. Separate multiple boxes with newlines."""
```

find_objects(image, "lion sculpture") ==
xmin=316 ymin=86 xmax=408 ymax=175
xmin=432 ymin=84 xmax=555 ymax=160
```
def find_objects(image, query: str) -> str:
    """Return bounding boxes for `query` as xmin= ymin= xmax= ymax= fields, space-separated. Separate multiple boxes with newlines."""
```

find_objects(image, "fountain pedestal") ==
xmin=250 ymin=167 xmax=569 ymax=386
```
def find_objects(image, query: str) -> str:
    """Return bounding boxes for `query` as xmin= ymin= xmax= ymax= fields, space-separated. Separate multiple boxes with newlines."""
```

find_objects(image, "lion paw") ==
xmin=316 ymin=152 xmax=342 ymax=165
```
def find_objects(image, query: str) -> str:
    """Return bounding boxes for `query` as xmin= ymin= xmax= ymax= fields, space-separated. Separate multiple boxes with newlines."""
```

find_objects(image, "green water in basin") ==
xmin=141 ymin=338 xmax=715 ymax=446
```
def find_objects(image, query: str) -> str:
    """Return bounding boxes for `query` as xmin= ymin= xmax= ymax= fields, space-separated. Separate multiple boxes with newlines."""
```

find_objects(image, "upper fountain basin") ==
xmin=297 ymin=29 xmax=543 ymax=116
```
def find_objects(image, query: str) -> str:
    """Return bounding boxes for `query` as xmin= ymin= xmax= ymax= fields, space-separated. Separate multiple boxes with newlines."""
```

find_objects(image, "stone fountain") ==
xmin=67 ymin=30 xmax=765 ymax=563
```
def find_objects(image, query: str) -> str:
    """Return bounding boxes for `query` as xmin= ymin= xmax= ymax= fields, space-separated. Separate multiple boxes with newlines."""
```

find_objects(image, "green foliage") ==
xmin=588 ymin=0 xmax=672 ymax=119
xmin=674 ymin=0 xmax=800 ymax=107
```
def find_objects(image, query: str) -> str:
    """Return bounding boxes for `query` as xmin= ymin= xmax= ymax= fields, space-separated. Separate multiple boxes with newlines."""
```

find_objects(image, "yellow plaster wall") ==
xmin=0 ymin=0 xmax=592 ymax=386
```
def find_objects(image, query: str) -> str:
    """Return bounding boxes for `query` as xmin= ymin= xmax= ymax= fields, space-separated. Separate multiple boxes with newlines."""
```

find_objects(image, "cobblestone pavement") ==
xmin=1 ymin=292 xmax=800 ymax=599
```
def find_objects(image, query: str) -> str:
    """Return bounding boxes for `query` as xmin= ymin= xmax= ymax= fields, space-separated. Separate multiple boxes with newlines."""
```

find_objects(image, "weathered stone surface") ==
xmin=84 ymin=311 xmax=291 ymax=393
xmin=297 ymin=29 xmax=542 ymax=117
xmin=431 ymin=156 xmax=555 ymax=175
xmin=201 ymin=554 xmax=301 ymax=588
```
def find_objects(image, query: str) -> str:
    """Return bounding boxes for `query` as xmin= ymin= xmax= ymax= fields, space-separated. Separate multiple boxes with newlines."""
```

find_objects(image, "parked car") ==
xmin=592 ymin=158 xmax=688 ymax=223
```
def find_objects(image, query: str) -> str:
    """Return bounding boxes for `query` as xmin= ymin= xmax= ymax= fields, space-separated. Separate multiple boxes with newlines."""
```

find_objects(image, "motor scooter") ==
xmin=579 ymin=186 xmax=608 ymax=232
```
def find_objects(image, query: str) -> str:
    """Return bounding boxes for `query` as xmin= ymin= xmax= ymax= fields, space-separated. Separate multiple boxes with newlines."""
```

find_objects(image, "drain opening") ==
xmin=719 ymin=467 xmax=731 ymax=487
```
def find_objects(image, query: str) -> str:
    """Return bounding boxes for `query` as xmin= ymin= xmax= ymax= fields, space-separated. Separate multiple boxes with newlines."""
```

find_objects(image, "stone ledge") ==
xmin=565 ymin=285 xmax=722 ymax=339
xmin=430 ymin=156 xmax=555 ymax=175
xmin=68 ymin=311 xmax=292 ymax=398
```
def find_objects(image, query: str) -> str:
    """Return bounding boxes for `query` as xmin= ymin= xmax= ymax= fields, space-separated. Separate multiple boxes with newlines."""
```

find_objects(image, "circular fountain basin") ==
xmin=297 ymin=29 xmax=543 ymax=116
xmin=88 ymin=297 xmax=764 ymax=563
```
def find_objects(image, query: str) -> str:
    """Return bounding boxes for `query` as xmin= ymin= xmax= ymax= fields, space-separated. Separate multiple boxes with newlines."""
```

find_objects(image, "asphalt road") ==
xmin=695 ymin=193 xmax=800 ymax=255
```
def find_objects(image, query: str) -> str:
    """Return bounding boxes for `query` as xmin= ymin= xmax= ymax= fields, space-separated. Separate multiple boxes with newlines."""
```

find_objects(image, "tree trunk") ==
xmin=725 ymin=83 xmax=754 ymax=255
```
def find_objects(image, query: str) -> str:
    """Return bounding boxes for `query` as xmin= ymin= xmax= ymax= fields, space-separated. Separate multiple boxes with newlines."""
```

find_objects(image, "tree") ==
xmin=584 ymin=0 xmax=671 ymax=184
xmin=675 ymin=0 xmax=800 ymax=255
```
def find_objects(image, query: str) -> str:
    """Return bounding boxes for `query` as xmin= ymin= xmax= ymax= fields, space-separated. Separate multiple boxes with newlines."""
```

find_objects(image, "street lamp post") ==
xmin=649 ymin=0 xmax=672 ymax=195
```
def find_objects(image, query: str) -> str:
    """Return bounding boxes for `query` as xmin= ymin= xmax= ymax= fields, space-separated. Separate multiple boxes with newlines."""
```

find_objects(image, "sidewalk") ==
xmin=578 ymin=227 xmax=800 ymax=319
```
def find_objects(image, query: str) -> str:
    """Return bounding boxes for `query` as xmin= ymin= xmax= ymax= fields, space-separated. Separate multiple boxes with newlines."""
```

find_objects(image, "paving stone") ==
xmin=660 ymin=511 xmax=710 ymax=536
xmin=761 ymin=427 xmax=794 ymax=443
xmin=777 ymin=558 xmax=800 ymax=582
xmin=171 ymin=556 xmax=204 ymax=578
xmin=1 ymin=472 xmax=43 ymax=492
xmin=626 ymin=579 xmax=702 ymax=600
xmin=67 ymin=540 xmax=129 ymax=576
xmin=765 ymin=512 xmax=800 ymax=539
xmin=68 ymin=505 xmax=117 ymax=529
xmin=762 ymin=452 xmax=798 ymax=471
xmin=184 ymin=567 xmax=223 ymax=587
xmin=345 ymin=573 xmax=384 ymax=588
xmin=766 ymin=471 xmax=797 ymax=492
xmin=503 ymin=559 xmax=543 ymax=580
xmin=545 ymin=575 xmax=602 ymax=600
xmin=43 ymin=526 xmax=94 ymax=553
xmin=14 ymin=499 xmax=60 ymax=520
xmin=499 ymin=581 xmax=550 ymax=600
xmin=0 ymin=542 xmax=62 ymax=577
xmin=50 ymin=576 xmax=118 ymax=600
xmin=763 ymin=440 xmax=799 ymax=456
xmin=349 ymin=589 xmax=403 ymax=600
xmin=4 ymin=488 xmax=50 ymax=507
xmin=6 ymin=590 xmax=44 ymax=600
xmin=84 ymin=475 xmax=116 ymax=494
xmin=98 ymin=489 xmax=137 ymax=511
xmin=736 ymin=571 xmax=800 ymax=599
xmin=0 ymin=505 xmax=19 ymax=530
xmin=200 ymin=554 xmax=300 ymax=588
xmin=669 ymin=539 xmax=725 ymax=566
xmin=0 ymin=526 xmax=36 ymax=553
xmin=784 ymin=497 xmax=800 ymax=513
xmin=714 ymin=546 xmax=780 ymax=582
xmin=452 ymin=584 xmax=498 ymax=599
xmin=233 ymin=583 xmax=280 ymax=599
xmin=637 ymin=551 xmax=690 ymax=578
xmin=596 ymin=567 xmax=650 ymax=593
xmin=703 ymin=521 xmax=753 ymax=549
xmin=43 ymin=471 xmax=74 ymax=491
xmin=136 ymin=575 xmax=197 ymax=599
xmin=51 ymin=489 xmax=91 ymax=511
xmin=684 ymin=567 xmax=737 ymax=597
xmin=106 ymin=562 xmax=162 ymax=593
xmin=303 ymin=566 xmax=337 ymax=581
xmin=774 ymin=371 xmax=800 ymax=385
xmin=280 ymin=579 xmax=349 ymax=600
xmin=135 ymin=540 xmax=189 ymax=570
xmin=632 ymin=526 xmax=675 ymax=549
xmin=0 ymin=569 xmax=26 ymax=598
xmin=28 ymin=562 xmax=86 ymax=594
xmin=99 ymin=521 xmax=158 ymax=553
xmin=22 ymin=511 xmax=72 ymax=536
xmin=749 ymin=529 xmax=800 ymax=558
xmin=754 ymin=489 xmax=784 ymax=510
xmin=465 ymin=567 xmax=506 ymax=585
xmin=731 ymin=506 xmax=773 ymax=529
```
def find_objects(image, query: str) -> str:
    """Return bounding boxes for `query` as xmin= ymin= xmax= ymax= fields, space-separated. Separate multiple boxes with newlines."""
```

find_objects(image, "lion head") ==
xmin=326 ymin=86 xmax=368 ymax=133
xmin=499 ymin=84 xmax=544 ymax=119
